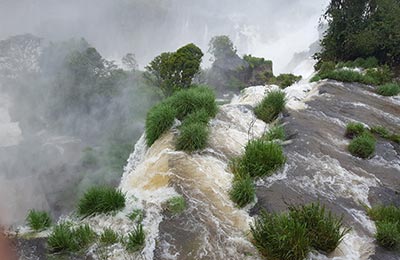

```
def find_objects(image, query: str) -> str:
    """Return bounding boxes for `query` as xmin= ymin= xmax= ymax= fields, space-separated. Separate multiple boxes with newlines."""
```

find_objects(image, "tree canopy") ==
xmin=145 ymin=43 xmax=203 ymax=96
xmin=208 ymin=35 xmax=237 ymax=60
xmin=317 ymin=0 xmax=400 ymax=67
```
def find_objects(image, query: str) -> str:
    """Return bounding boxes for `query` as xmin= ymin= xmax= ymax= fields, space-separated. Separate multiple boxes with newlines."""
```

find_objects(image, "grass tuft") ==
xmin=100 ymin=228 xmax=120 ymax=245
xmin=166 ymin=196 xmax=186 ymax=215
xmin=126 ymin=224 xmax=145 ymax=252
xmin=77 ymin=186 xmax=126 ymax=217
xmin=242 ymin=140 xmax=286 ymax=178
xmin=348 ymin=133 xmax=376 ymax=159
xmin=74 ymin=224 xmax=97 ymax=248
xmin=254 ymin=90 xmax=286 ymax=123
xmin=345 ymin=122 xmax=366 ymax=139
xmin=376 ymin=83 xmax=400 ymax=96
xmin=47 ymin=222 xmax=76 ymax=253
xmin=128 ymin=209 xmax=144 ymax=223
xmin=145 ymin=103 xmax=176 ymax=146
xmin=229 ymin=175 xmax=255 ymax=208
xmin=263 ymin=124 xmax=285 ymax=141
xmin=26 ymin=210 xmax=52 ymax=231
xmin=176 ymin=122 xmax=209 ymax=152
xmin=289 ymin=203 xmax=350 ymax=253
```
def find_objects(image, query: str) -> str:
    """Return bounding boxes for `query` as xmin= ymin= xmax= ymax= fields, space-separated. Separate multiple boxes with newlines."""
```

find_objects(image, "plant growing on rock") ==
xmin=176 ymin=122 xmax=209 ymax=152
xmin=254 ymin=90 xmax=286 ymax=123
xmin=165 ymin=196 xmax=186 ymax=215
xmin=376 ymin=83 xmax=400 ymax=97
xmin=125 ymin=224 xmax=145 ymax=252
xmin=345 ymin=122 xmax=366 ymax=139
xmin=229 ymin=175 xmax=255 ymax=208
xmin=100 ymin=228 xmax=120 ymax=245
xmin=26 ymin=210 xmax=52 ymax=231
xmin=145 ymin=103 xmax=176 ymax=146
xmin=348 ymin=132 xmax=376 ymax=159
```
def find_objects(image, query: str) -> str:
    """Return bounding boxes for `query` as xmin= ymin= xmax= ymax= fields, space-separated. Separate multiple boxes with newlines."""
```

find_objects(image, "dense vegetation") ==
xmin=368 ymin=205 xmax=400 ymax=250
xmin=251 ymin=203 xmax=349 ymax=259
xmin=26 ymin=210 xmax=52 ymax=231
xmin=254 ymin=90 xmax=286 ymax=123
xmin=316 ymin=0 xmax=400 ymax=68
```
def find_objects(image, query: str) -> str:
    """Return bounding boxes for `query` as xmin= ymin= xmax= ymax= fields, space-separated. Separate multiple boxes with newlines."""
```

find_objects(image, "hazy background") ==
xmin=0 ymin=0 xmax=329 ymax=226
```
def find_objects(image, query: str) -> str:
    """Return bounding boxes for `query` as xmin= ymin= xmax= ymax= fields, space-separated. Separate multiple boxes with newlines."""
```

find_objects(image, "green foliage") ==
xmin=322 ymin=69 xmax=364 ymax=83
xmin=377 ymin=83 xmax=400 ymax=96
xmin=269 ymin=74 xmax=302 ymax=88
xmin=254 ymin=90 xmax=286 ymax=123
xmin=348 ymin=133 xmax=376 ymax=159
xmin=180 ymin=109 xmax=211 ymax=127
xmin=368 ymin=205 xmax=400 ymax=250
xmin=229 ymin=175 xmax=255 ymax=208
xmin=145 ymin=103 xmax=176 ymax=146
xmin=166 ymin=86 xmax=218 ymax=120
xmin=263 ymin=125 xmax=285 ymax=141
xmin=73 ymin=224 xmax=97 ymax=248
xmin=77 ymin=186 xmax=126 ymax=217
xmin=48 ymin=222 xmax=77 ymax=253
xmin=243 ymin=55 xmax=272 ymax=69
xmin=345 ymin=122 xmax=366 ymax=139
xmin=128 ymin=209 xmax=144 ymax=223
xmin=242 ymin=140 xmax=286 ymax=178
xmin=145 ymin=43 xmax=203 ymax=96
xmin=370 ymin=125 xmax=400 ymax=143
xmin=310 ymin=74 xmax=322 ymax=83
xmin=165 ymin=196 xmax=186 ymax=215
xmin=289 ymin=203 xmax=350 ymax=253
xmin=251 ymin=204 xmax=349 ymax=259
xmin=176 ymin=122 xmax=209 ymax=152
xmin=336 ymin=57 xmax=379 ymax=69
xmin=208 ymin=35 xmax=237 ymax=60
xmin=251 ymin=211 xmax=310 ymax=260
xmin=26 ymin=210 xmax=52 ymax=231
xmin=317 ymin=0 xmax=400 ymax=67
xmin=126 ymin=224 xmax=146 ymax=252
xmin=100 ymin=228 xmax=120 ymax=245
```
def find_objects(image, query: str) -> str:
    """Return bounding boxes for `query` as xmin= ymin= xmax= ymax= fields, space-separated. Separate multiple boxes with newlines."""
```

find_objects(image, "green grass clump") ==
xmin=145 ymin=103 xmax=176 ymax=146
xmin=251 ymin=204 xmax=349 ymax=259
xmin=165 ymin=196 xmax=186 ymax=214
xmin=254 ymin=90 xmax=286 ymax=123
xmin=263 ymin=125 xmax=285 ymax=141
xmin=126 ymin=224 xmax=145 ymax=252
xmin=180 ymin=109 xmax=210 ymax=127
xmin=251 ymin=212 xmax=311 ymax=260
xmin=348 ymin=133 xmax=376 ymax=159
xmin=166 ymin=86 xmax=218 ymax=120
xmin=367 ymin=205 xmax=400 ymax=250
xmin=375 ymin=221 xmax=400 ymax=250
xmin=309 ymin=74 xmax=322 ymax=83
xmin=229 ymin=175 xmax=255 ymax=208
xmin=128 ymin=209 xmax=144 ymax=223
xmin=242 ymin=140 xmax=286 ymax=178
xmin=176 ymin=122 xmax=209 ymax=152
xmin=77 ymin=186 xmax=126 ymax=217
xmin=376 ymin=83 xmax=400 ymax=96
xmin=269 ymin=74 xmax=302 ymax=88
xmin=73 ymin=224 xmax=97 ymax=248
xmin=289 ymin=203 xmax=350 ymax=253
xmin=323 ymin=69 xmax=364 ymax=83
xmin=370 ymin=125 xmax=400 ymax=144
xmin=100 ymin=228 xmax=120 ymax=245
xmin=26 ymin=210 xmax=52 ymax=231
xmin=345 ymin=122 xmax=366 ymax=139
xmin=47 ymin=222 xmax=77 ymax=253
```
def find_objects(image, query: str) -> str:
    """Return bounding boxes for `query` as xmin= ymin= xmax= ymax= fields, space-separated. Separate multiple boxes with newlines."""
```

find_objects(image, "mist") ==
xmin=0 ymin=0 xmax=329 ymax=226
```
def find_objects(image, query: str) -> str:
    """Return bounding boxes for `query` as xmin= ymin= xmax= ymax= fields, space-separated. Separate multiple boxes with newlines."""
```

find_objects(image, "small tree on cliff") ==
xmin=145 ymin=43 xmax=203 ymax=97
xmin=208 ymin=35 xmax=237 ymax=61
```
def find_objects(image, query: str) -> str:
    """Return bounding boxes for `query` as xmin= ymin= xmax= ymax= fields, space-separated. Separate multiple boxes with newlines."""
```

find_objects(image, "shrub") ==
xmin=126 ymin=224 xmax=145 ymax=252
xmin=289 ymin=203 xmax=350 ymax=253
xmin=180 ymin=109 xmax=210 ymax=127
xmin=254 ymin=90 xmax=286 ymax=123
xmin=100 ymin=228 xmax=120 ymax=245
xmin=165 ymin=196 xmax=186 ymax=214
xmin=375 ymin=221 xmax=400 ymax=250
xmin=377 ymin=83 xmax=400 ymax=97
xmin=309 ymin=74 xmax=322 ymax=83
xmin=229 ymin=175 xmax=255 ymax=208
xmin=166 ymin=86 xmax=218 ymax=120
xmin=345 ymin=122 xmax=366 ymax=139
xmin=263 ymin=125 xmax=285 ymax=141
xmin=242 ymin=140 xmax=286 ymax=178
xmin=367 ymin=205 xmax=400 ymax=224
xmin=47 ymin=222 xmax=77 ymax=253
xmin=322 ymin=69 xmax=364 ymax=83
xmin=271 ymin=74 xmax=302 ymax=88
xmin=348 ymin=133 xmax=376 ymax=159
xmin=73 ymin=224 xmax=97 ymax=248
xmin=176 ymin=122 xmax=208 ymax=152
xmin=77 ymin=186 xmax=126 ymax=217
xmin=26 ymin=210 xmax=52 ymax=231
xmin=251 ymin=212 xmax=311 ymax=260
xmin=128 ymin=209 xmax=144 ymax=223
xmin=145 ymin=103 xmax=176 ymax=146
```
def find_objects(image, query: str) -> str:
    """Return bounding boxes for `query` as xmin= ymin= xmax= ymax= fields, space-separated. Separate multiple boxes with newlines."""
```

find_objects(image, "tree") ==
xmin=122 ymin=53 xmax=138 ymax=71
xmin=145 ymin=43 xmax=203 ymax=96
xmin=317 ymin=0 xmax=400 ymax=67
xmin=208 ymin=35 xmax=237 ymax=61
